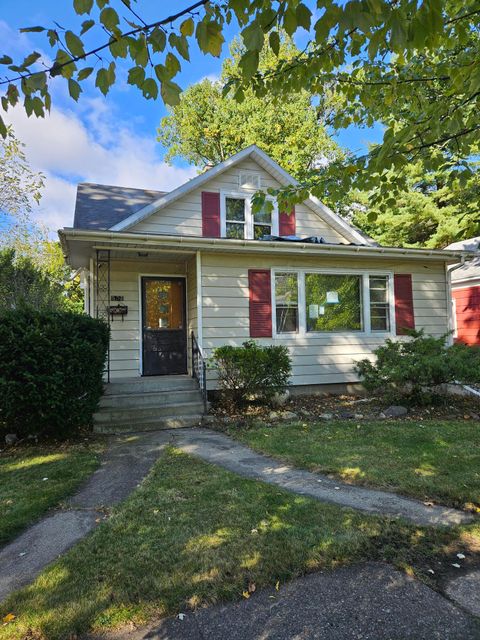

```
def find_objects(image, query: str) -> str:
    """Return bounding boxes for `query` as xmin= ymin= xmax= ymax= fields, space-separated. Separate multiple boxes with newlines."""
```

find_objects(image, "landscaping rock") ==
xmin=202 ymin=416 xmax=217 ymax=426
xmin=268 ymin=411 xmax=279 ymax=421
xmin=299 ymin=409 xmax=312 ymax=417
xmin=5 ymin=434 xmax=18 ymax=445
xmin=281 ymin=411 xmax=298 ymax=421
xmin=339 ymin=411 xmax=355 ymax=419
xmin=354 ymin=414 xmax=364 ymax=420
xmin=383 ymin=405 xmax=408 ymax=418
xmin=271 ymin=390 xmax=290 ymax=408
xmin=319 ymin=412 xmax=334 ymax=421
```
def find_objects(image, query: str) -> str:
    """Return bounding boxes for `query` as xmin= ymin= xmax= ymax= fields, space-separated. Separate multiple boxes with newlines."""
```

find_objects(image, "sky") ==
xmin=1 ymin=0 xmax=383 ymax=234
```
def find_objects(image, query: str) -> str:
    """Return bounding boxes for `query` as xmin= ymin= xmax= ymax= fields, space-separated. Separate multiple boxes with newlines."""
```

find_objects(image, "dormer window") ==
xmin=221 ymin=191 xmax=278 ymax=239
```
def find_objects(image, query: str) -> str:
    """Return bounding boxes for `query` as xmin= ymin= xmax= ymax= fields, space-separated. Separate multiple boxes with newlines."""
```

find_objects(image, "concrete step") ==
xmin=93 ymin=401 xmax=204 ymax=424
xmin=99 ymin=389 xmax=202 ymax=409
xmin=104 ymin=375 xmax=198 ymax=395
xmin=93 ymin=414 xmax=203 ymax=434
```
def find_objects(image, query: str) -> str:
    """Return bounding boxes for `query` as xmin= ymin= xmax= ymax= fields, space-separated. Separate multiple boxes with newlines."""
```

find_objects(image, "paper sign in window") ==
xmin=326 ymin=291 xmax=339 ymax=304
xmin=308 ymin=304 xmax=319 ymax=319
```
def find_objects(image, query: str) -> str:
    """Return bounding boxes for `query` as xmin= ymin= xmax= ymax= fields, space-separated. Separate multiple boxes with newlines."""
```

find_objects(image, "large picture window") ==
xmin=273 ymin=270 xmax=393 ymax=336
xmin=305 ymin=273 xmax=362 ymax=332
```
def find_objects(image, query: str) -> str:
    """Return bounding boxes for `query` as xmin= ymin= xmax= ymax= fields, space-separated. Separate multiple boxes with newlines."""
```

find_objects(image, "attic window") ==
xmin=239 ymin=172 xmax=261 ymax=190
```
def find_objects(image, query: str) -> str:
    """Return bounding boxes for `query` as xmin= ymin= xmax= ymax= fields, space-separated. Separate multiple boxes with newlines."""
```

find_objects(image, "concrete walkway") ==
xmin=98 ymin=563 xmax=480 ymax=640
xmin=0 ymin=432 xmax=168 ymax=602
xmin=170 ymin=428 xmax=474 ymax=527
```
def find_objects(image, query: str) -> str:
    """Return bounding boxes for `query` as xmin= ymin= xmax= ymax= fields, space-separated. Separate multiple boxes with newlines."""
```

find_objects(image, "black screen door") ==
xmin=141 ymin=277 xmax=187 ymax=376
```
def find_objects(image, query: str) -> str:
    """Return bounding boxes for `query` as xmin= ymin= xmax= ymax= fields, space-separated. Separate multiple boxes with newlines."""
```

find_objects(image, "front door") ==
xmin=141 ymin=277 xmax=187 ymax=376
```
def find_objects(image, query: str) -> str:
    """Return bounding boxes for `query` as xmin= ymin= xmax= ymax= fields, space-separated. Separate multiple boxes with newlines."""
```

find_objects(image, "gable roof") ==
xmin=109 ymin=145 xmax=374 ymax=246
xmin=74 ymin=183 xmax=165 ymax=230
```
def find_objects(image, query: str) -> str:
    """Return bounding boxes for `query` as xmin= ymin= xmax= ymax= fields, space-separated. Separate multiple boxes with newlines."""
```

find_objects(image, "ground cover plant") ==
xmin=0 ymin=442 xmax=101 ymax=545
xmin=1 ymin=446 xmax=472 ymax=640
xmin=225 ymin=419 xmax=480 ymax=511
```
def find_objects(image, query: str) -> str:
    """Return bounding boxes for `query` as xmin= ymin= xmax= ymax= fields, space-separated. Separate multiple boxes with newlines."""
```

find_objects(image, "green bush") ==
xmin=354 ymin=330 xmax=480 ymax=403
xmin=212 ymin=340 xmax=291 ymax=408
xmin=0 ymin=308 xmax=109 ymax=439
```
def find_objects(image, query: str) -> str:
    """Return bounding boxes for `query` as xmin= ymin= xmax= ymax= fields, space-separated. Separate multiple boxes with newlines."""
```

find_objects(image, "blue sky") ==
xmin=1 ymin=0 xmax=382 ymax=232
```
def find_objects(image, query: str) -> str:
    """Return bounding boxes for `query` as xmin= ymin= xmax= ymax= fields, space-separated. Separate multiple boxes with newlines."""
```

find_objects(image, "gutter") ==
xmin=59 ymin=228 xmax=472 ymax=263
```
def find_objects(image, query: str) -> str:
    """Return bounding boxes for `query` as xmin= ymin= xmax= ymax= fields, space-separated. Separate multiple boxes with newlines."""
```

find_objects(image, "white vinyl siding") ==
xmin=130 ymin=158 xmax=349 ymax=243
xmin=200 ymin=251 xmax=449 ymax=389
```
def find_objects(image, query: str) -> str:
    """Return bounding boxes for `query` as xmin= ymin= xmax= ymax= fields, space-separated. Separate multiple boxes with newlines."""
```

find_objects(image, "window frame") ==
xmin=271 ymin=268 xmax=396 ymax=338
xmin=220 ymin=190 xmax=279 ymax=240
xmin=274 ymin=271 xmax=300 ymax=334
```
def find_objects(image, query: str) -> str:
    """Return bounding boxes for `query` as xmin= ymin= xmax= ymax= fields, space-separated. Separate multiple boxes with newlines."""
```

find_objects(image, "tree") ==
xmin=0 ymin=248 xmax=64 ymax=312
xmin=0 ymin=0 xmax=478 ymax=214
xmin=0 ymin=126 xmax=44 ymax=247
xmin=158 ymin=38 xmax=343 ymax=182
xmin=350 ymin=161 xmax=480 ymax=248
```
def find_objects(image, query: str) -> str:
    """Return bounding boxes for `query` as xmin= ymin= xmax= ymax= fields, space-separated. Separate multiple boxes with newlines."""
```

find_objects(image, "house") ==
xmin=59 ymin=145 xmax=469 ymax=431
xmin=446 ymin=237 xmax=480 ymax=345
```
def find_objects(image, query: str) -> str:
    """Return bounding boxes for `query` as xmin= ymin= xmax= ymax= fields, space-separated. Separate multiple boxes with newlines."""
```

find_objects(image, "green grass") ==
xmin=0 ymin=442 xmax=102 ymax=545
xmin=1 ymin=446 xmax=467 ymax=639
xmin=225 ymin=419 xmax=480 ymax=509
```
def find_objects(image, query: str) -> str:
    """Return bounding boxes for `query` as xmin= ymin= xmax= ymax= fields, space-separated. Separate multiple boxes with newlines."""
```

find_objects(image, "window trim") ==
xmin=271 ymin=267 xmax=396 ymax=338
xmin=220 ymin=190 xmax=279 ymax=239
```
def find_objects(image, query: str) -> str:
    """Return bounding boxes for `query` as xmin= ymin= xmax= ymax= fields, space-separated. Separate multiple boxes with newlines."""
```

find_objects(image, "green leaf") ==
xmin=77 ymin=66 xmax=94 ymax=80
xmin=68 ymin=78 xmax=82 ymax=101
xmin=0 ymin=115 xmax=7 ymax=138
xmin=180 ymin=18 xmax=194 ymax=37
xmin=296 ymin=3 xmax=312 ymax=30
xmin=0 ymin=56 xmax=13 ymax=65
xmin=283 ymin=7 xmax=297 ymax=36
xmin=6 ymin=83 xmax=19 ymax=107
xmin=242 ymin=23 xmax=264 ymax=51
xmin=73 ymin=0 xmax=93 ymax=14
xmin=269 ymin=31 xmax=280 ymax=56
xmin=169 ymin=33 xmax=189 ymax=61
xmin=65 ymin=31 xmax=85 ymax=57
xmin=130 ymin=36 xmax=148 ymax=66
xmin=165 ymin=52 xmax=181 ymax=77
xmin=149 ymin=27 xmax=166 ymax=52
xmin=51 ymin=49 xmax=75 ymax=79
xmin=127 ymin=65 xmax=145 ymax=88
xmin=161 ymin=79 xmax=182 ymax=105
xmin=21 ymin=52 xmax=41 ymax=68
xmin=47 ymin=29 xmax=59 ymax=47
xmin=142 ymin=77 xmax=158 ymax=100
xmin=196 ymin=20 xmax=224 ymax=57
xmin=95 ymin=65 xmax=115 ymax=96
xmin=238 ymin=49 xmax=259 ymax=80
xmin=100 ymin=7 xmax=119 ymax=31
xmin=28 ymin=72 xmax=46 ymax=91
xmin=109 ymin=36 xmax=128 ymax=58
xmin=81 ymin=19 xmax=95 ymax=35
xmin=20 ymin=26 xmax=46 ymax=33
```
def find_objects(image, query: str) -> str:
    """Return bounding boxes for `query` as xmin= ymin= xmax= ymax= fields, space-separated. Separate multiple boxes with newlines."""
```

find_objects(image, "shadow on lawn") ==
xmin=0 ymin=447 xmax=466 ymax=640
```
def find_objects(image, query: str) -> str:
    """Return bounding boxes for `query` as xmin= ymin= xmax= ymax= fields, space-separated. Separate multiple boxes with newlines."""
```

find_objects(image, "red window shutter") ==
xmin=279 ymin=206 xmax=296 ymax=236
xmin=394 ymin=274 xmax=415 ymax=335
xmin=201 ymin=191 xmax=220 ymax=237
xmin=248 ymin=269 xmax=272 ymax=338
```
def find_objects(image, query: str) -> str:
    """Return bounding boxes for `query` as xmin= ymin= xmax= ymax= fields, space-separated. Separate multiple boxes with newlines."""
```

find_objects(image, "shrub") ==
xmin=0 ymin=308 xmax=109 ymax=439
xmin=212 ymin=340 xmax=291 ymax=408
xmin=354 ymin=330 xmax=480 ymax=403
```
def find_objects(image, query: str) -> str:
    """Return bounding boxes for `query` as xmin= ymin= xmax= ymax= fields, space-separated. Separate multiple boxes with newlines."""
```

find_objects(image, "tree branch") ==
xmin=0 ymin=0 xmax=208 ymax=87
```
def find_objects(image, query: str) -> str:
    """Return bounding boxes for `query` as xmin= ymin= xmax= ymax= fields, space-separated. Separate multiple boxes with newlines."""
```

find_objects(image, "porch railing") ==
xmin=191 ymin=331 xmax=208 ymax=414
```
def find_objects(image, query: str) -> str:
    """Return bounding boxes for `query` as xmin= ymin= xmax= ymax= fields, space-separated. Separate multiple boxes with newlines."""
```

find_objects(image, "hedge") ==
xmin=0 ymin=308 xmax=109 ymax=439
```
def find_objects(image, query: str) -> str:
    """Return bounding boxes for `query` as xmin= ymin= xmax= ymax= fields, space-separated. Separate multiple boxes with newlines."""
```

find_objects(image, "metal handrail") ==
xmin=191 ymin=331 xmax=207 ymax=413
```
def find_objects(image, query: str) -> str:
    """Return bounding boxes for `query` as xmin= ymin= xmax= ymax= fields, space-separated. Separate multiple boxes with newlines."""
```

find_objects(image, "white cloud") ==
xmin=4 ymin=101 xmax=196 ymax=233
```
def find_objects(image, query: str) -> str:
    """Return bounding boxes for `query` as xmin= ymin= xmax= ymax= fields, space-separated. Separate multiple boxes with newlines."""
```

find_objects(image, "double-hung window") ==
xmin=222 ymin=193 xmax=278 ymax=239
xmin=275 ymin=272 xmax=299 ymax=333
xmin=225 ymin=197 xmax=246 ymax=239
xmin=273 ymin=270 xmax=393 ymax=336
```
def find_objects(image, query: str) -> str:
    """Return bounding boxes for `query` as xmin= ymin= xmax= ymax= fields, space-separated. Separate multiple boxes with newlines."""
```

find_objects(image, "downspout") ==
xmin=446 ymin=256 xmax=466 ymax=346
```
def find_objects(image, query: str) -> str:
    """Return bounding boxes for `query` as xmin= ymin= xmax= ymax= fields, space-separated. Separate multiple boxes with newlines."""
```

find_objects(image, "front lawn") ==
xmin=225 ymin=419 xmax=480 ymax=510
xmin=0 ymin=447 xmax=463 ymax=640
xmin=0 ymin=442 xmax=102 ymax=546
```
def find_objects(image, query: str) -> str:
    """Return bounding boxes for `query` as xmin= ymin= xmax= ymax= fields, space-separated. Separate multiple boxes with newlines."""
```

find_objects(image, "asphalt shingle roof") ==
xmin=73 ymin=183 xmax=165 ymax=230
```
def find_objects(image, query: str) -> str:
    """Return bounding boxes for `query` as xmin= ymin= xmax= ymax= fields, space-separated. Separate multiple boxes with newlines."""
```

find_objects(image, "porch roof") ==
xmin=59 ymin=227 xmax=472 ymax=270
